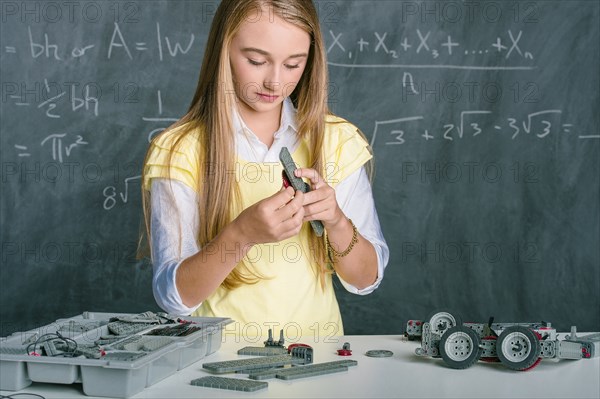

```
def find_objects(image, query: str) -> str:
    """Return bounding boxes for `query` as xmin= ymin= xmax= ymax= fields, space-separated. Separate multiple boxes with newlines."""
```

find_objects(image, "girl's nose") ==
xmin=263 ymin=66 xmax=281 ymax=91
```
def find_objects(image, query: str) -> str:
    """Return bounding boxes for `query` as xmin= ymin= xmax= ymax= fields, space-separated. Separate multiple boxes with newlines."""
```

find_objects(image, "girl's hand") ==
xmin=293 ymin=168 xmax=344 ymax=229
xmin=233 ymin=186 xmax=305 ymax=245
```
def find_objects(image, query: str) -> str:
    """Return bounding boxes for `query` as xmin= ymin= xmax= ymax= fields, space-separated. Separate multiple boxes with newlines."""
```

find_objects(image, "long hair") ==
xmin=142 ymin=0 xmax=333 ymax=289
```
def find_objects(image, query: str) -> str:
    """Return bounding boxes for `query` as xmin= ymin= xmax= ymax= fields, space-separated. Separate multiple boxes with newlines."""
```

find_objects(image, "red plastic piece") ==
xmin=287 ymin=343 xmax=312 ymax=353
xmin=177 ymin=318 xmax=197 ymax=324
xmin=337 ymin=349 xmax=352 ymax=356
xmin=582 ymin=348 xmax=591 ymax=358
xmin=282 ymin=171 xmax=291 ymax=188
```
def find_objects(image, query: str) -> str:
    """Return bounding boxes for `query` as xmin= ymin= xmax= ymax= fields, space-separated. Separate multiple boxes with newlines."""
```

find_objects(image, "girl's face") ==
xmin=229 ymin=8 xmax=310 ymax=118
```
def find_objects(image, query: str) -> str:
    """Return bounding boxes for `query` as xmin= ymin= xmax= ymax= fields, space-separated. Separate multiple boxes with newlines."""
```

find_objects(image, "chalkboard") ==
xmin=1 ymin=1 xmax=598 ymax=336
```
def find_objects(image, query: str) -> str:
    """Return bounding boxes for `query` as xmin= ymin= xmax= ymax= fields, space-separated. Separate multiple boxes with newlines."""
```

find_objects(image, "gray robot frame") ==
xmin=405 ymin=311 xmax=598 ymax=370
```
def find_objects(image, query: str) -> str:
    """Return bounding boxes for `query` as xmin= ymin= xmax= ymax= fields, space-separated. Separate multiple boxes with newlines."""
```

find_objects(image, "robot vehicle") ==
xmin=405 ymin=311 xmax=599 ymax=370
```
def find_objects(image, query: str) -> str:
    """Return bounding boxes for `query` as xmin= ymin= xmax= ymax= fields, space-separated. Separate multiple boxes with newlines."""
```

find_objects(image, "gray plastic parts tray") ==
xmin=0 ymin=311 xmax=232 ymax=398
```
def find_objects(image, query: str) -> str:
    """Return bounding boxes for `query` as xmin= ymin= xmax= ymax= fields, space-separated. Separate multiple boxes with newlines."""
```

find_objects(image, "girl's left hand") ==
xmin=293 ymin=168 xmax=344 ymax=229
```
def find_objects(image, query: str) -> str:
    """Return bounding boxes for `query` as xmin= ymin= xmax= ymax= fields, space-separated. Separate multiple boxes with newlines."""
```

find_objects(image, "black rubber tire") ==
xmin=439 ymin=325 xmax=482 ymax=369
xmin=497 ymin=326 xmax=541 ymax=371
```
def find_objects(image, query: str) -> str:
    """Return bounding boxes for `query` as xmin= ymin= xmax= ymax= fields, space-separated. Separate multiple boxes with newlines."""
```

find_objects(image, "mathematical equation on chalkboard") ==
xmin=103 ymin=175 xmax=141 ymax=211
xmin=326 ymin=29 xmax=535 ymax=70
xmin=3 ymin=78 xmax=100 ymax=119
xmin=370 ymin=109 xmax=599 ymax=147
xmin=14 ymin=132 xmax=88 ymax=162
xmin=3 ymin=23 xmax=196 ymax=62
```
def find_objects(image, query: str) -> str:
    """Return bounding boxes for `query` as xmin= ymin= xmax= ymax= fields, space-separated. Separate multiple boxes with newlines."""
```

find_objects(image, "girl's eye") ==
xmin=285 ymin=64 xmax=300 ymax=70
xmin=248 ymin=59 xmax=265 ymax=66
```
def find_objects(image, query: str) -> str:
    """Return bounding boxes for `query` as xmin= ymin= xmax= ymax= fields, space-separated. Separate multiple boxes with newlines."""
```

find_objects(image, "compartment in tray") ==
xmin=141 ymin=324 xmax=206 ymax=369
xmin=80 ymin=344 xmax=179 ymax=397
xmin=174 ymin=334 xmax=209 ymax=369
xmin=144 ymin=345 xmax=180 ymax=386
xmin=81 ymin=363 xmax=149 ymax=398
xmin=206 ymin=326 xmax=224 ymax=354
xmin=0 ymin=359 xmax=31 ymax=391
xmin=27 ymin=358 xmax=80 ymax=385
xmin=101 ymin=335 xmax=181 ymax=389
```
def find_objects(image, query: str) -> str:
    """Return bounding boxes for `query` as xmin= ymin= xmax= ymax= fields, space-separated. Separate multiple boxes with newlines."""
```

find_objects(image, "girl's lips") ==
xmin=257 ymin=93 xmax=278 ymax=102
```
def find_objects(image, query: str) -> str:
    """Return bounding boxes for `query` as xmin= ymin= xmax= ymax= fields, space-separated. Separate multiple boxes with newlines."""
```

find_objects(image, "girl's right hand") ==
xmin=232 ymin=186 xmax=305 ymax=245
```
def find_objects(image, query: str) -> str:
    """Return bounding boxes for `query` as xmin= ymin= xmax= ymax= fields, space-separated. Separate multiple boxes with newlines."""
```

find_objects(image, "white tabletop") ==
xmin=2 ymin=334 xmax=599 ymax=399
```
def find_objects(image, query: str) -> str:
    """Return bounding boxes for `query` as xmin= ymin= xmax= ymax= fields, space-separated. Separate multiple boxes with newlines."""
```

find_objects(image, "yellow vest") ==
xmin=144 ymin=115 xmax=372 ymax=337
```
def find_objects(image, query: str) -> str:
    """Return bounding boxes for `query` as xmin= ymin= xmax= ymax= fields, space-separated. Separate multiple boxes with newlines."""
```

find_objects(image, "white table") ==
xmin=2 ymin=334 xmax=598 ymax=399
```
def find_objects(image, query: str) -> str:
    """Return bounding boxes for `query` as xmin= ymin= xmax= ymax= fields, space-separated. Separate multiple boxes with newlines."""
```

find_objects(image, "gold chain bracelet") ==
xmin=326 ymin=219 xmax=358 ymax=258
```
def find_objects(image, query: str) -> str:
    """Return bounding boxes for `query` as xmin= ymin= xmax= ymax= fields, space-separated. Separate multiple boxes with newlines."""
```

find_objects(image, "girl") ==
xmin=142 ymin=0 xmax=389 ymax=337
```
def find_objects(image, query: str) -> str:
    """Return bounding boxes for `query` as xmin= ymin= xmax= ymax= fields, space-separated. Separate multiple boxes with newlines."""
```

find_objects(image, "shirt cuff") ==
xmin=336 ymin=240 xmax=388 ymax=295
xmin=152 ymin=258 xmax=202 ymax=315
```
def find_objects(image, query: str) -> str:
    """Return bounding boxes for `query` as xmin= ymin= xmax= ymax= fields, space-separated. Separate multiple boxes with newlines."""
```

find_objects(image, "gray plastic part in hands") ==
xmin=279 ymin=146 xmax=324 ymax=237
xmin=203 ymin=354 xmax=308 ymax=374
xmin=191 ymin=376 xmax=268 ymax=392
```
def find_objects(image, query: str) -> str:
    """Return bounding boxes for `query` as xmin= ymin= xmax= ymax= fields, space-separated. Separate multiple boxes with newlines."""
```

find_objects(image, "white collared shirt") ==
xmin=150 ymin=98 xmax=389 ymax=315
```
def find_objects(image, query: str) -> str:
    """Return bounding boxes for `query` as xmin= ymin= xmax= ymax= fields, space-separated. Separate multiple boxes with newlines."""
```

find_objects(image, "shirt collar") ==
xmin=278 ymin=97 xmax=297 ymax=135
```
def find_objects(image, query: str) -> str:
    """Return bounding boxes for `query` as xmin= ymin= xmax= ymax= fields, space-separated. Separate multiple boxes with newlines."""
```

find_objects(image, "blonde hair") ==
xmin=142 ymin=0 xmax=340 ymax=289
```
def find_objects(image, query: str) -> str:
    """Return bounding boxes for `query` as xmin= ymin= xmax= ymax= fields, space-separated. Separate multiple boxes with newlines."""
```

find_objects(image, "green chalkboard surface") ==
xmin=1 ymin=1 xmax=598 ymax=336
